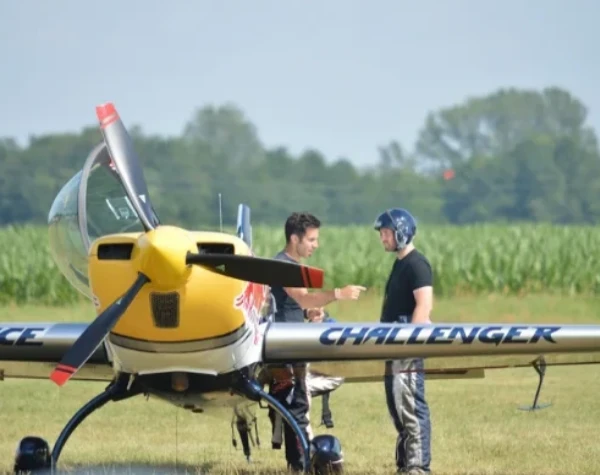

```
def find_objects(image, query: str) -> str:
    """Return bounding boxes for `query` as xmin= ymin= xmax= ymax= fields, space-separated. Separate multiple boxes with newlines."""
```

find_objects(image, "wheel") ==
xmin=13 ymin=436 xmax=51 ymax=473
xmin=311 ymin=434 xmax=344 ymax=474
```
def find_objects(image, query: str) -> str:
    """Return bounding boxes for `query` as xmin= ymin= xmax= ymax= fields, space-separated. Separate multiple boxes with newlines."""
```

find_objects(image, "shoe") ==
xmin=287 ymin=462 xmax=303 ymax=473
xmin=321 ymin=418 xmax=334 ymax=429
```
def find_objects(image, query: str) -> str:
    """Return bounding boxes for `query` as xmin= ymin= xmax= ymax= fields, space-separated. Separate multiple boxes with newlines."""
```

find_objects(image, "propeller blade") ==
xmin=185 ymin=253 xmax=324 ymax=288
xmin=49 ymin=273 xmax=150 ymax=387
xmin=95 ymin=102 xmax=160 ymax=231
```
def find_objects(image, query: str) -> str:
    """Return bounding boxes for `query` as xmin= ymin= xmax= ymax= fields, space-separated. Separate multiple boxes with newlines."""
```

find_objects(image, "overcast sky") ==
xmin=1 ymin=0 xmax=599 ymax=166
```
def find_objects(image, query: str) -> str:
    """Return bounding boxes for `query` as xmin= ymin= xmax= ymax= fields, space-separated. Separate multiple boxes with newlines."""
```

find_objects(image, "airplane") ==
xmin=3 ymin=102 xmax=600 ymax=474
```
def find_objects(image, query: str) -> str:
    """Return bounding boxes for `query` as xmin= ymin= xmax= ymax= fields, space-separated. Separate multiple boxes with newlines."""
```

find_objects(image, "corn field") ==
xmin=1 ymin=223 xmax=599 ymax=305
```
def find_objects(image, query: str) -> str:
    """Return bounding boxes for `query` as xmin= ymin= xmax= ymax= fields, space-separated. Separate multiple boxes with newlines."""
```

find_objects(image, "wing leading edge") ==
xmin=262 ymin=322 xmax=600 ymax=382
xmin=0 ymin=322 xmax=113 ymax=382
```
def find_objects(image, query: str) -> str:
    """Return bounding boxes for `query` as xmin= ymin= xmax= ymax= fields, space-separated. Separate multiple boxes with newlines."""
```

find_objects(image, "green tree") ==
xmin=415 ymin=87 xmax=598 ymax=170
xmin=182 ymin=103 xmax=265 ymax=170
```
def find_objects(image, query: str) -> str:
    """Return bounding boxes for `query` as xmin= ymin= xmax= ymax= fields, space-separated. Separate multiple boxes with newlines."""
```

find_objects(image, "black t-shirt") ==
xmin=270 ymin=251 xmax=305 ymax=323
xmin=380 ymin=249 xmax=433 ymax=324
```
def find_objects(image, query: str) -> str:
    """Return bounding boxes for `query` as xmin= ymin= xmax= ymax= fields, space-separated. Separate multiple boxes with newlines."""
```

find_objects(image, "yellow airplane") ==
xmin=3 ymin=103 xmax=600 ymax=474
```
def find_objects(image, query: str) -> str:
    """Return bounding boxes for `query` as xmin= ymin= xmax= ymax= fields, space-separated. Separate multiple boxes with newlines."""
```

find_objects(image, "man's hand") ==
xmin=336 ymin=285 xmax=367 ymax=300
xmin=306 ymin=307 xmax=325 ymax=322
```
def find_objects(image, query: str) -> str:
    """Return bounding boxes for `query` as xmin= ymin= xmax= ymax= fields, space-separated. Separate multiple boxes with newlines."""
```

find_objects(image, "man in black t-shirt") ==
xmin=374 ymin=208 xmax=433 ymax=475
xmin=268 ymin=212 xmax=366 ymax=472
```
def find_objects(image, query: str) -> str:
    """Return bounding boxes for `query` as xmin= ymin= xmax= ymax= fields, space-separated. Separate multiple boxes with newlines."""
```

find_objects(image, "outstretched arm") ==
xmin=283 ymin=285 xmax=366 ymax=309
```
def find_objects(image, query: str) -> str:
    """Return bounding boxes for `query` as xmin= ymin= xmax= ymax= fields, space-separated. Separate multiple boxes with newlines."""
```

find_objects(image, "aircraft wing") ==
xmin=0 ymin=323 xmax=113 ymax=382
xmin=261 ymin=321 xmax=600 ymax=382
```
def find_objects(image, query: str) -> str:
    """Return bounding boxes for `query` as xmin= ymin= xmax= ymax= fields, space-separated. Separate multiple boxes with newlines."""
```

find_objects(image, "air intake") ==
xmin=197 ymin=243 xmax=234 ymax=254
xmin=150 ymin=292 xmax=180 ymax=328
xmin=97 ymin=243 xmax=134 ymax=260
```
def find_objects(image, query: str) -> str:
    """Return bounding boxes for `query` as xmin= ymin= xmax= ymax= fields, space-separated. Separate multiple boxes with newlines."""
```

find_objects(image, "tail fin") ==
xmin=236 ymin=204 xmax=252 ymax=249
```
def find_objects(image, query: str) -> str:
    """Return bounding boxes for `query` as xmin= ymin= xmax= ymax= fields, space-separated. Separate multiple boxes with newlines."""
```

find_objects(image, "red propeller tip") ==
xmin=95 ymin=103 xmax=119 ymax=128
xmin=301 ymin=266 xmax=324 ymax=288
xmin=50 ymin=364 xmax=76 ymax=386
xmin=309 ymin=268 xmax=324 ymax=288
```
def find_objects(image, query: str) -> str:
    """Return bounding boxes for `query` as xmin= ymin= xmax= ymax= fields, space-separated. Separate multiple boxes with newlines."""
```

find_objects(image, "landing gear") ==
xmin=233 ymin=370 xmax=344 ymax=474
xmin=518 ymin=355 xmax=552 ymax=412
xmin=13 ymin=374 xmax=141 ymax=473
xmin=234 ymin=372 xmax=312 ymax=472
xmin=13 ymin=437 xmax=51 ymax=474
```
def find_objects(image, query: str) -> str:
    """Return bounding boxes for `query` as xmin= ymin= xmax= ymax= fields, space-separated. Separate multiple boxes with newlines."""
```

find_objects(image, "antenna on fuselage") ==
xmin=218 ymin=193 xmax=223 ymax=232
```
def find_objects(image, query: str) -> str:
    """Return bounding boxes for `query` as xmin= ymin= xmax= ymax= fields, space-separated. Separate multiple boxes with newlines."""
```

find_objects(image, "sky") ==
xmin=1 ymin=0 xmax=599 ymax=167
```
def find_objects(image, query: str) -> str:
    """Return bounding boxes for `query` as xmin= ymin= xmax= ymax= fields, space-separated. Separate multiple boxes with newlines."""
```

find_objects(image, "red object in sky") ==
xmin=443 ymin=169 xmax=455 ymax=180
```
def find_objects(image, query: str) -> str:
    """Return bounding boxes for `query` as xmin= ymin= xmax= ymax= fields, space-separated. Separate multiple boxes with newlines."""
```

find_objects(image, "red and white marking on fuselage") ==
xmin=234 ymin=282 xmax=267 ymax=345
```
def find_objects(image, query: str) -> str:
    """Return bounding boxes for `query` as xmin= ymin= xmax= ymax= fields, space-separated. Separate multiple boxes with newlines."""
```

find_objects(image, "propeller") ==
xmin=50 ymin=273 xmax=150 ymax=386
xmin=49 ymin=102 xmax=325 ymax=387
xmin=96 ymin=103 xmax=160 ymax=231
xmin=50 ymin=253 xmax=322 ymax=386
xmin=185 ymin=253 xmax=324 ymax=288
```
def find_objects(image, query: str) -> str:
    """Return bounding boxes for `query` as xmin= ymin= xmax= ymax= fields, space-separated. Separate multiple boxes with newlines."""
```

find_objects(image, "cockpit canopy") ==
xmin=48 ymin=142 xmax=146 ymax=299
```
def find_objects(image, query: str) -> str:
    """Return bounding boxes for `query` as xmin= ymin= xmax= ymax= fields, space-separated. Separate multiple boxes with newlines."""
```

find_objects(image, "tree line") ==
xmin=2 ymin=86 xmax=599 ymax=229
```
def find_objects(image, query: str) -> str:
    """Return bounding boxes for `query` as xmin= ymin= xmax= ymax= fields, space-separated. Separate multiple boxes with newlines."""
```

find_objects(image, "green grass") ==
xmin=2 ymin=223 xmax=600 ymax=305
xmin=2 ymin=294 xmax=600 ymax=474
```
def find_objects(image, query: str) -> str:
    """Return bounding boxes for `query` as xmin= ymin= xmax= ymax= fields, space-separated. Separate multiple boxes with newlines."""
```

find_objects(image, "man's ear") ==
xmin=290 ymin=234 xmax=298 ymax=245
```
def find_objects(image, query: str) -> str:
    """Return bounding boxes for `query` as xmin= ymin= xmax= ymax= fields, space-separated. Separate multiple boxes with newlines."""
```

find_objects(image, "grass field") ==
xmin=2 ymin=294 xmax=600 ymax=474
